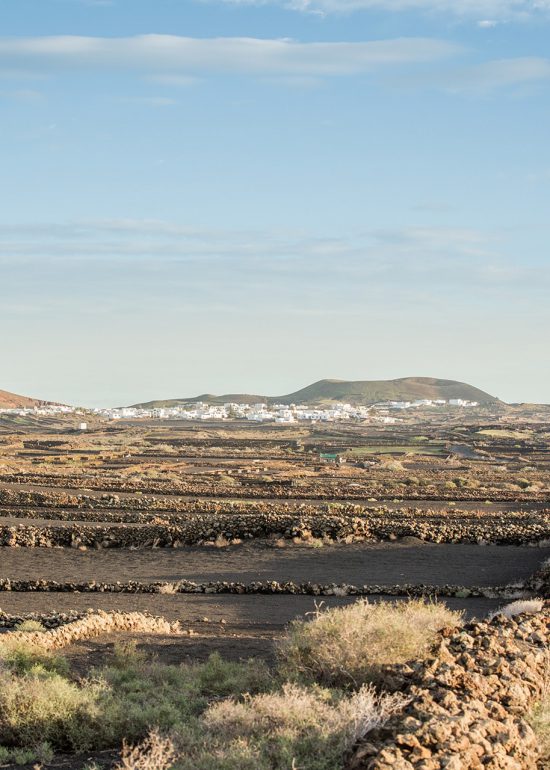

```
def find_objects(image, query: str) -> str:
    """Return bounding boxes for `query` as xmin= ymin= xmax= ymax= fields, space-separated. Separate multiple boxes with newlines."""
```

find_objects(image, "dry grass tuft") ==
xmin=489 ymin=599 xmax=544 ymax=620
xmin=278 ymin=598 xmax=462 ymax=688
xmin=116 ymin=730 xmax=176 ymax=770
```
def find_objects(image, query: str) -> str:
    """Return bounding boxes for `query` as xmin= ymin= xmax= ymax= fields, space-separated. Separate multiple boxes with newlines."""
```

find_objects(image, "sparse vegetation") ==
xmin=530 ymin=693 xmax=550 ymax=765
xmin=278 ymin=599 xmax=463 ymax=688
xmin=0 ymin=625 xmax=411 ymax=770
xmin=113 ymin=683 xmax=406 ymax=770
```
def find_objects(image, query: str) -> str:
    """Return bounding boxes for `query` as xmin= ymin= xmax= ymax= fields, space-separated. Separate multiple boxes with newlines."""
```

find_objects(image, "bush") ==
xmin=95 ymin=650 xmax=271 ymax=745
xmin=0 ymin=638 xmax=69 ymax=677
xmin=116 ymin=729 xmax=176 ymax=770
xmin=0 ymin=742 xmax=54 ymax=766
xmin=0 ymin=668 xmax=105 ymax=752
xmin=0 ymin=646 xmax=270 ymax=754
xmin=528 ymin=655 xmax=549 ymax=768
xmin=170 ymin=683 xmax=406 ymax=770
xmin=277 ymin=599 xmax=462 ymax=688
xmin=530 ymin=694 xmax=550 ymax=765
xmin=14 ymin=620 xmax=46 ymax=633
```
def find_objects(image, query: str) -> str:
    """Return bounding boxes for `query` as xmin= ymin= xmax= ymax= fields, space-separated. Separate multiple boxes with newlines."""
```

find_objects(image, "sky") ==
xmin=1 ymin=0 xmax=549 ymax=406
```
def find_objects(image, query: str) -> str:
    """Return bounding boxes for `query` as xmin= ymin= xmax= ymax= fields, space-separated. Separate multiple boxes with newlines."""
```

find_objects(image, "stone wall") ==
xmin=1 ymin=609 xmax=184 ymax=648
xmin=0 ymin=577 xmax=532 ymax=599
xmin=348 ymin=608 xmax=549 ymax=770
xmin=0 ymin=508 xmax=548 ymax=547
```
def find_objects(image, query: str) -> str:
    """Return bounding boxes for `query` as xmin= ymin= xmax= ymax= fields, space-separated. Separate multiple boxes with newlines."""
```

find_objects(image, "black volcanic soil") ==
xmin=0 ymin=592 xmax=507 ymax=663
xmin=0 ymin=542 xmax=547 ymax=586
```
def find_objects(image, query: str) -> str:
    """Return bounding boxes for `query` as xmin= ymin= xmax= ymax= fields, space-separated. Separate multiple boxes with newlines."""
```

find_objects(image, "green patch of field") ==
xmin=476 ymin=429 xmax=533 ymax=440
xmin=346 ymin=444 xmax=445 ymax=456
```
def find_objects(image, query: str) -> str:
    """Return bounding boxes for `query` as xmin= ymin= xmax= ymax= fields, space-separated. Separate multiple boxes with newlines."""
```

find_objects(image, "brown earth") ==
xmin=0 ymin=389 xmax=41 ymax=409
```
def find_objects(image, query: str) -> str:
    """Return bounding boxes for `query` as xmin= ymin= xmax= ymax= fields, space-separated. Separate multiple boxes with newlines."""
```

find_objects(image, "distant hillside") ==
xmin=0 ymin=389 xmax=42 ymax=409
xmin=132 ymin=377 xmax=500 ymax=408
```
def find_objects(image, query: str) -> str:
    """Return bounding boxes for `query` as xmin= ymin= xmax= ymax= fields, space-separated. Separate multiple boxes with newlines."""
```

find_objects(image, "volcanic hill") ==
xmin=0 ymin=389 xmax=52 ymax=409
xmin=132 ymin=377 xmax=500 ymax=408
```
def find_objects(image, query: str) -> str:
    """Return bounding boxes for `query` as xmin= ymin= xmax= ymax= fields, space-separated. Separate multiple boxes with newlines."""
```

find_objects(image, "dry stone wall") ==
xmin=1 ymin=609 xmax=184 ymax=648
xmin=0 ymin=577 xmax=532 ymax=599
xmin=349 ymin=608 xmax=550 ymax=770
xmin=0 ymin=509 xmax=548 ymax=547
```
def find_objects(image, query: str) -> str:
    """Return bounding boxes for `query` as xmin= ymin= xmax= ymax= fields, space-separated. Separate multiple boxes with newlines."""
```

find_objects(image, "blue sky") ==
xmin=1 ymin=0 xmax=549 ymax=406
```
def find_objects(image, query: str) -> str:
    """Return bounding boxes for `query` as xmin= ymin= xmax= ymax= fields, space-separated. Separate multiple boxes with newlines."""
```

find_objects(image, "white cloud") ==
xmin=477 ymin=19 xmax=499 ymax=27
xmin=214 ymin=0 xmax=550 ymax=19
xmin=0 ymin=35 xmax=461 ymax=79
xmin=0 ymin=219 xmax=544 ymax=291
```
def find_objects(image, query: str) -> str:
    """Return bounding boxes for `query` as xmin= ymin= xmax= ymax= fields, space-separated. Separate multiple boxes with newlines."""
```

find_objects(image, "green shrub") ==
xmin=0 ymin=648 xmax=271 ymax=755
xmin=0 ymin=669 xmax=105 ymax=752
xmin=14 ymin=620 xmax=47 ymax=633
xmin=0 ymin=742 xmax=54 ymax=766
xmin=277 ymin=599 xmax=462 ymax=688
xmin=95 ymin=651 xmax=271 ymax=745
xmin=0 ymin=638 xmax=69 ymax=677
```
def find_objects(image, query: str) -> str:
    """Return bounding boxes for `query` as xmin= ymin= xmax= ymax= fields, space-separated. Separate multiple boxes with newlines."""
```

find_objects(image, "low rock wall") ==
xmin=0 ymin=577 xmax=531 ymax=599
xmin=0 ymin=476 xmax=546 ymax=503
xmin=0 ymin=509 xmax=548 ymax=546
xmin=349 ymin=609 xmax=550 ymax=770
xmin=1 ymin=609 xmax=184 ymax=647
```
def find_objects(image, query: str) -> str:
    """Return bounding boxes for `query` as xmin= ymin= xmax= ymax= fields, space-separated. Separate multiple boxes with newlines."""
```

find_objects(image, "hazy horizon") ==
xmin=2 ymin=0 xmax=549 ymax=407
xmin=0 ymin=372 xmax=541 ymax=409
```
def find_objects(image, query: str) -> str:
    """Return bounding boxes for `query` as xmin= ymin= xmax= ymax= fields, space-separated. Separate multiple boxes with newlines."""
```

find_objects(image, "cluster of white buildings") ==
xmin=386 ymin=398 xmax=479 ymax=410
xmin=0 ymin=397 xmax=480 ymax=423
xmin=95 ymin=397 xmax=479 ymax=424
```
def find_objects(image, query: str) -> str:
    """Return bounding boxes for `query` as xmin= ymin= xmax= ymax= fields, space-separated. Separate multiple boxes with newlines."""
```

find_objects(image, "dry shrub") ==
xmin=528 ymin=653 xmax=550 ymax=766
xmin=204 ymin=682 xmax=406 ymax=746
xmin=489 ymin=599 xmax=544 ymax=620
xmin=116 ymin=729 xmax=176 ymax=770
xmin=173 ymin=683 xmax=407 ymax=770
xmin=531 ymin=696 xmax=550 ymax=766
xmin=278 ymin=599 xmax=462 ymax=688
xmin=0 ymin=668 xmax=104 ymax=751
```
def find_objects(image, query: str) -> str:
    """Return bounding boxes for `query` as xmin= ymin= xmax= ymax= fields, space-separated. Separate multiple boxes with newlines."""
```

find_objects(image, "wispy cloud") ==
xmin=211 ymin=0 xmax=550 ymax=21
xmin=0 ymin=219 xmax=545 ymax=291
xmin=0 ymin=35 xmax=462 ymax=80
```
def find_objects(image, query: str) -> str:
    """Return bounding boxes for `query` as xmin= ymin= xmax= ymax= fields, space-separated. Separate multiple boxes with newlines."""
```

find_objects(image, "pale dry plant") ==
xmin=115 ymin=729 xmax=176 ymax=770
xmin=278 ymin=598 xmax=462 ymax=688
xmin=202 ymin=681 xmax=407 ymax=753
xmin=489 ymin=599 xmax=544 ymax=620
